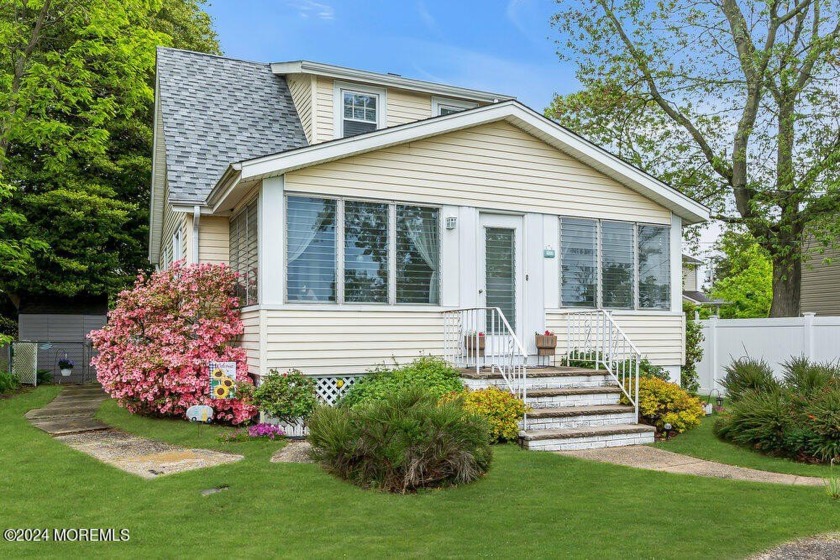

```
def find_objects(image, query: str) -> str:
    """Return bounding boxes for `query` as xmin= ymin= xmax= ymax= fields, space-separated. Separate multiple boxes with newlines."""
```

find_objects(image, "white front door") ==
xmin=478 ymin=214 xmax=523 ymax=340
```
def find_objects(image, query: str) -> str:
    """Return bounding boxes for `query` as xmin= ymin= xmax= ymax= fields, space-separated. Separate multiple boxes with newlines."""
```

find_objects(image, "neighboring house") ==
xmin=17 ymin=295 xmax=107 ymax=383
xmin=149 ymin=48 xmax=709 ymax=449
xmin=802 ymin=244 xmax=840 ymax=316
xmin=682 ymin=254 xmax=723 ymax=309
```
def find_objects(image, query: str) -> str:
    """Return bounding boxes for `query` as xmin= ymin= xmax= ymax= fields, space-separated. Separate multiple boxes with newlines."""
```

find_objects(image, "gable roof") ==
xmin=271 ymin=60 xmax=514 ymax=104
xmin=154 ymin=48 xmax=308 ymax=204
xmin=209 ymin=101 xmax=710 ymax=224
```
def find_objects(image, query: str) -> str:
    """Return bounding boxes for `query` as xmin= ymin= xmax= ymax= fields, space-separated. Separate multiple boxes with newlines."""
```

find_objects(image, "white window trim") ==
xmin=431 ymin=96 xmax=478 ymax=116
xmin=284 ymin=193 xmax=441 ymax=306
xmin=333 ymin=81 xmax=387 ymax=139
xmin=171 ymin=229 xmax=182 ymax=264
xmin=559 ymin=217 xmax=670 ymax=311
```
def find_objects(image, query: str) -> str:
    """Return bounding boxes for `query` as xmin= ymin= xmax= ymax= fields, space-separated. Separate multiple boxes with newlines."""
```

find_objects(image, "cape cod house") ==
xmin=149 ymin=48 xmax=709 ymax=450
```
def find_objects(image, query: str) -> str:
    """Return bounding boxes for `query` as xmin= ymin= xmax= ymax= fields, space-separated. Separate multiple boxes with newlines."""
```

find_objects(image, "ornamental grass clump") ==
xmin=89 ymin=262 xmax=256 ymax=424
xmin=308 ymin=387 xmax=492 ymax=493
xmin=714 ymin=355 xmax=840 ymax=463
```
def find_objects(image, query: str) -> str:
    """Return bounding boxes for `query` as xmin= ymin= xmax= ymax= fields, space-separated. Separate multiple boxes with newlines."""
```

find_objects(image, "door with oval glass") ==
xmin=478 ymin=214 xmax=523 ymax=352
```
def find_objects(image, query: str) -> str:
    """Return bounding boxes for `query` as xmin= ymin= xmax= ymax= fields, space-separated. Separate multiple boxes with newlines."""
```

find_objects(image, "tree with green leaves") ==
xmin=548 ymin=0 xmax=840 ymax=317
xmin=0 ymin=0 xmax=218 ymax=311
xmin=710 ymin=230 xmax=773 ymax=318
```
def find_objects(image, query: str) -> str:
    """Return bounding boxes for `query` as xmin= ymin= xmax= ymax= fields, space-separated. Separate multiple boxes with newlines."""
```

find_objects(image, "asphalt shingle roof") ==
xmin=156 ymin=47 xmax=308 ymax=203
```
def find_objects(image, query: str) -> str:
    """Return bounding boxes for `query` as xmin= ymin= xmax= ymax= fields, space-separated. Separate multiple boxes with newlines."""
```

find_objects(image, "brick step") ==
xmin=526 ymin=386 xmax=622 ymax=409
xmin=522 ymin=424 xmax=655 ymax=451
xmin=526 ymin=405 xmax=637 ymax=430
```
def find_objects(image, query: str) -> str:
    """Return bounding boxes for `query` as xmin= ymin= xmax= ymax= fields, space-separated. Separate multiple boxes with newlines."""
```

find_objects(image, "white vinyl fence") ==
xmin=697 ymin=313 xmax=840 ymax=393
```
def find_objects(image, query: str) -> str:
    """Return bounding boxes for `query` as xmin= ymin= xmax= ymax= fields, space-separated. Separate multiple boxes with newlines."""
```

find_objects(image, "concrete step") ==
xmin=526 ymin=386 xmax=622 ymax=409
xmin=522 ymin=424 xmax=655 ymax=451
xmin=526 ymin=405 xmax=637 ymax=430
xmin=461 ymin=367 xmax=614 ymax=390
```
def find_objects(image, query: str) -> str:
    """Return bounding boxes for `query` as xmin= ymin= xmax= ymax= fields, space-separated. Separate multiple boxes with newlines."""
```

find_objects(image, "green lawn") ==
xmin=2 ymin=387 xmax=838 ymax=559
xmin=654 ymin=411 xmax=833 ymax=478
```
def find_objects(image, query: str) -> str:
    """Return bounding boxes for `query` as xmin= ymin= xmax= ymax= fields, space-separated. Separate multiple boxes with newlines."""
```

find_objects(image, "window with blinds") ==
xmin=485 ymin=228 xmax=516 ymax=331
xmin=396 ymin=206 xmax=439 ymax=304
xmin=229 ymin=198 xmax=259 ymax=306
xmin=344 ymin=201 xmax=389 ymax=303
xmin=342 ymin=90 xmax=378 ymax=138
xmin=286 ymin=196 xmax=336 ymax=302
xmin=601 ymin=221 xmax=635 ymax=309
xmin=560 ymin=218 xmax=597 ymax=307
xmin=638 ymin=225 xmax=670 ymax=309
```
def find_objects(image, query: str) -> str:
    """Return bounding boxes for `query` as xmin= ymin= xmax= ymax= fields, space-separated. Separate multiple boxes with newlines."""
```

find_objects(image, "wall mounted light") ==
xmin=445 ymin=216 xmax=457 ymax=230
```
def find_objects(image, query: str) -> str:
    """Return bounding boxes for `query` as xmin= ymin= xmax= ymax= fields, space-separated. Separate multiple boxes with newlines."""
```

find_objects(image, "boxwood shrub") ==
xmin=308 ymin=387 xmax=492 ymax=492
xmin=340 ymin=356 xmax=465 ymax=408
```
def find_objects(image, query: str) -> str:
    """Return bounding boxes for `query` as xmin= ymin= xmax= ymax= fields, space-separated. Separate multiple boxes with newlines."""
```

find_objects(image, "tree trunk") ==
xmin=769 ymin=256 xmax=801 ymax=318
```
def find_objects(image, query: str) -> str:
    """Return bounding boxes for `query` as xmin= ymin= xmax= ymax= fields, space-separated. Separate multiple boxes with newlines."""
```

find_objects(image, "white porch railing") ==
xmin=558 ymin=309 xmax=640 ymax=420
xmin=442 ymin=307 xmax=528 ymax=403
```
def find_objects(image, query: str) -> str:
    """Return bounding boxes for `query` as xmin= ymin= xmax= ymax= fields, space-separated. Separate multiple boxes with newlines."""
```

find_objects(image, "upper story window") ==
xmin=432 ymin=96 xmax=478 ymax=116
xmin=336 ymin=83 xmax=385 ymax=138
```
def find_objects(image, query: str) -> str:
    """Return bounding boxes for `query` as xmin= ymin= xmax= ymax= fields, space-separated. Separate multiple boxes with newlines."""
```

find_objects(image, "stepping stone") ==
xmin=30 ymin=417 xmax=110 ymax=436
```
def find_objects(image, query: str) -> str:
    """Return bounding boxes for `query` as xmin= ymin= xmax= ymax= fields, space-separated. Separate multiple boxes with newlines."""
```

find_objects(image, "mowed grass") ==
xmin=654 ymin=411 xmax=832 ymax=478
xmin=1 ymin=388 xmax=837 ymax=559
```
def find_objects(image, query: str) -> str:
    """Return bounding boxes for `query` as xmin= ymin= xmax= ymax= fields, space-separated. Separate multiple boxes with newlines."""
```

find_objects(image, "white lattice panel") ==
xmin=314 ymin=375 xmax=362 ymax=406
xmin=12 ymin=342 xmax=37 ymax=385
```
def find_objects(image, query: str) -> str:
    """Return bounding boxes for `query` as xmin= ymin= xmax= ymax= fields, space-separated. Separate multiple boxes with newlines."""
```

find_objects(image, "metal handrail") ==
xmin=555 ymin=309 xmax=641 ymax=421
xmin=442 ymin=307 xmax=528 ymax=427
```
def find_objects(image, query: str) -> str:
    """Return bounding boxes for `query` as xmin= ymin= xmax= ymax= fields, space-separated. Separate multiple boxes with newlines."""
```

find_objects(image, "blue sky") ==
xmin=205 ymin=0 xmax=577 ymax=110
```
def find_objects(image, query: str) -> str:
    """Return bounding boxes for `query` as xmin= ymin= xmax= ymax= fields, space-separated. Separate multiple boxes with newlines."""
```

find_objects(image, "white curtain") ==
xmin=406 ymin=215 xmax=439 ymax=303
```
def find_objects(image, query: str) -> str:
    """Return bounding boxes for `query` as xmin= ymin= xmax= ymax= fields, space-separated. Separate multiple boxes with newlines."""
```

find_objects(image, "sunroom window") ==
xmin=285 ymin=197 xmax=440 ymax=305
xmin=342 ymin=90 xmax=378 ymax=138
xmin=638 ymin=225 xmax=670 ymax=309
xmin=560 ymin=218 xmax=597 ymax=307
xmin=229 ymin=198 xmax=259 ymax=306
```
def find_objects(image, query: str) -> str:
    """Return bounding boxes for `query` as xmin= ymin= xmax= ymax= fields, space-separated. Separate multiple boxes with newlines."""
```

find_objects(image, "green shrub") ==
xmin=252 ymin=370 xmax=317 ymax=425
xmin=308 ymin=387 xmax=492 ymax=493
xmin=800 ymin=385 xmax=840 ymax=462
xmin=36 ymin=369 xmax=52 ymax=385
xmin=782 ymin=356 xmax=839 ymax=397
xmin=713 ymin=390 xmax=790 ymax=453
xmin=340 ymin=356 xmax=464 ymax=408
xmin=443 ymin=386 xmax=528 ymax=442
xmin=720 ymin=357 xmax=780 ymax=402
xmin=567 ymin=350 xmax=668 ymax=381
xmin=625 ymin=376 xmax=704 ymax=433
xmin=0 ymin=371 xmax=20 ymax=394
xmin=681 ymin=301 xmax=703 ymax=394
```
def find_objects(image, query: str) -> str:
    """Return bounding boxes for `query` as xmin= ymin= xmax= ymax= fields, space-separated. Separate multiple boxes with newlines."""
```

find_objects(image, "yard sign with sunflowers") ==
xmin=210 ymin=362 xmax=237 ymax=399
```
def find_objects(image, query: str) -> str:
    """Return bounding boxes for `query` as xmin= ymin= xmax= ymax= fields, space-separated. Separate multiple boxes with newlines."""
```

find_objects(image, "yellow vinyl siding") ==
xmin=313 ymin=76 xmax=334 ymax=142
xmin=240 ymin=308 xmax=261 ymax=376
xmin=545 ymin=311 xmax=685 ymax=367
xmin=802 ymin=244 xmax=840 ymax=316
xmin=284 ymin=121 xmax=671 ymax=223
xmin=261 ymin=309 xmax=445 ymax=375
xmin=160 ymin=199 xmax=186 ymax=269
xmin=387 ymin=89 xmax=432 ymax=126
xmin=287 ymin=74 xmax=314 ymax=143
xmin=198 ymin=216 xmax=230 ymax=264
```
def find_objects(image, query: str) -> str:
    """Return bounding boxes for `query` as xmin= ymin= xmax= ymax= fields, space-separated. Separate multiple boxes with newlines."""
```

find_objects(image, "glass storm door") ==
xmin=479 ymin=214 xmax=522 ymax=336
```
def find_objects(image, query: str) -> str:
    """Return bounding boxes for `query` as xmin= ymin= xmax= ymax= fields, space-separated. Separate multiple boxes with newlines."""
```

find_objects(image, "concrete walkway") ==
xmin=27 ymin=385 xmax=243 ymax=479
xmin=559 ymin=445 xmax=826 ymax=486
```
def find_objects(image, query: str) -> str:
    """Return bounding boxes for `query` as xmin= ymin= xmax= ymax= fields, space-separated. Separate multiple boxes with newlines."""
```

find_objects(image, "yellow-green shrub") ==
xmin=622 ymin=377 xmax=704 ymax=433
xmin=444 ymin=387 xmax=529 ymax=442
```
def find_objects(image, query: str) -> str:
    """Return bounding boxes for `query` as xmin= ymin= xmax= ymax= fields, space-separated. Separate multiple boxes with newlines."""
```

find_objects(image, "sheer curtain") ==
xmin=406 ymin=213 xmax=439 ymax=304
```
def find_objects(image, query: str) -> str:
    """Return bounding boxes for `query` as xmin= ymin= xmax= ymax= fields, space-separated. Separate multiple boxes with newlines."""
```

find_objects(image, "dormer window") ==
xmin=432 ymin=96 xmax=478 ymax=116
xmin=336 ymin=83 xmax=386 ymax=138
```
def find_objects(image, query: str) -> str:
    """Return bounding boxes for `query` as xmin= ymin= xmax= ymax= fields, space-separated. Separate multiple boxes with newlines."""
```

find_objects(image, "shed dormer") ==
xmin=272 ymin=60 xmax=514 ymax=144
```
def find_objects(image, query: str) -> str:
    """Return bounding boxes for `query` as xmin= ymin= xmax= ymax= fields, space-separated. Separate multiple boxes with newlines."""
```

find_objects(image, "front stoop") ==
xmin=459 ymin=366 xmax=655 ymax=452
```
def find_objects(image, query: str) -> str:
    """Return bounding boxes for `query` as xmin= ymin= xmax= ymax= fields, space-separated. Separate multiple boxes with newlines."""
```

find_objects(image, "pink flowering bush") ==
xmin=89 ymin=261 xmax=257 ymax=424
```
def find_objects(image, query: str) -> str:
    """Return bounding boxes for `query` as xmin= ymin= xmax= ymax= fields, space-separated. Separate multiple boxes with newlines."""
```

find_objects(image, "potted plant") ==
xmin=58 ymin=357 xmax=75 ymax=377
xmin=464 ymin=331 xmax=485 ymax=357
xmin=535 ymin=330 xmax=557 ymax=356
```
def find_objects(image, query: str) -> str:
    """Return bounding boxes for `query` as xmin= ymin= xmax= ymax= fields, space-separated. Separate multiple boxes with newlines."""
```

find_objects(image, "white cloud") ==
xmin=286 ymin=0 xmax=334 ymax=20
xmin=416 ymin=1 xmax=439 ymax=34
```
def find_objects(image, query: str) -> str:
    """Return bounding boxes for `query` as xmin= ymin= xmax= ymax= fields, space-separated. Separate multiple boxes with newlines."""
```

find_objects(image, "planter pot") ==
xmin=60 ymin=368 xmax=72 ymax=377
xmin=464 ymin=335 xmax=486 ymax=357
xmin=535 ymin=335 xmax=557 ymax=356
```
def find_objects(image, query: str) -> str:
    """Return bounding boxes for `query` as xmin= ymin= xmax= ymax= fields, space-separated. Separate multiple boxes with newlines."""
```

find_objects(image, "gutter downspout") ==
xmin=192 ymin=205 xmax=201 ymax=264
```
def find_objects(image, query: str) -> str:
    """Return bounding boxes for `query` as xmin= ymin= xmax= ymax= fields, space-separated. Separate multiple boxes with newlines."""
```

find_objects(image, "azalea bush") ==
xmin=252 ymin=369 xmax=317 ymax=425
xmin=89 ymin=262 xmax=256 ymax=424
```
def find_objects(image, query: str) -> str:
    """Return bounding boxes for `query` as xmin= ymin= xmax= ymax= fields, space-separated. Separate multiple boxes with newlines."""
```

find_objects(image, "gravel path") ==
xmin=559 ymin=445 xmax=826 ymax=486
xmin=749 ymin=534 xmax=840 ymax=559
xmin=271 ymin=440 xmax=313 ymax=463
xmin=28 ymin=385 xmax=243 ymax=479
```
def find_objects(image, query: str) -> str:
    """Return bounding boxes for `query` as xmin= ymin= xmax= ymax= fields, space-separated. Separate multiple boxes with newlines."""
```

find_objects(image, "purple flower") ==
xmin=247 ymin=423 xmax=285 ymax=440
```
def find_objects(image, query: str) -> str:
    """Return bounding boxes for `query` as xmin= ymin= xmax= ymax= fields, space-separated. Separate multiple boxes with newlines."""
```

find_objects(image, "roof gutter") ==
xmin=206 ymin=163 xmax=243 ymax=211
xmin=191 ymin=205 xmax=201 ymax=264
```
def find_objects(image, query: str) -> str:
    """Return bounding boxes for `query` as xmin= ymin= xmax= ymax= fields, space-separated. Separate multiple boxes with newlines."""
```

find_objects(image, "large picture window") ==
xmin=286 ymin=196 xmax=440 ymax=305
xmin=229 ymin=197 xmax=259 ymax=306
xmin=560 ymin=218 xmax=597 ymax=307
xmin=559 ymin=217 xmax=671 ymax=310
xmin=286 ymin=196 xmax=336 ymax=302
